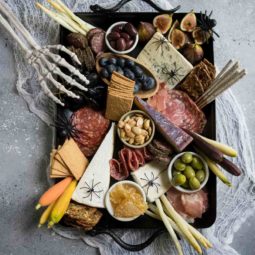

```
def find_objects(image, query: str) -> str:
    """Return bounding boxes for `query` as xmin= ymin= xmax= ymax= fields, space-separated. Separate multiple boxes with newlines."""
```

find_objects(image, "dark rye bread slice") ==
xmin=179 ymin=73 xmax=204 ymax=100
xmin=203 ymin=58 xmax=216 ymax=79
xmin=194 ymin=61 xmax=212 ymax=91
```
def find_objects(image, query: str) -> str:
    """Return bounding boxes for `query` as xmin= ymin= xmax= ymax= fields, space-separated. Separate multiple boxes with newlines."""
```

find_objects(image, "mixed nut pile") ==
xmin=118 ymin=112 xmax=153 ymax=146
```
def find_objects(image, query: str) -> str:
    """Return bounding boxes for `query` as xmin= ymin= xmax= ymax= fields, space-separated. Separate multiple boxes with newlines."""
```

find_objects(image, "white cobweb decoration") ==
xmin=4 ymin=0 xmax=255 ymax=254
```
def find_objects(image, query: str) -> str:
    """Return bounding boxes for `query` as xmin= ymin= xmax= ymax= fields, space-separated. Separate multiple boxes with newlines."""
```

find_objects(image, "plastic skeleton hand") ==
xmin=0 ymin=1 xmax=89 ymax=106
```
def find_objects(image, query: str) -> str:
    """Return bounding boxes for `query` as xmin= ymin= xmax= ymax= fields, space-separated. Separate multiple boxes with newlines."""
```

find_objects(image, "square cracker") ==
xmin=58 ymin=138 xmax=89 ymax=180
xmin=105 ymin=93 xmax=133 ymax=121
xmin=108 ymin=88 xmax=134 ymax=98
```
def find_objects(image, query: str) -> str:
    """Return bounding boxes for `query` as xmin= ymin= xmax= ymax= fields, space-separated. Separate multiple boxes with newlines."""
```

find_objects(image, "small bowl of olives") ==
xmin=105 ymin=21 xmax=139 ymax=54
xmin=168 ymin=152 xmax=209 ymax=193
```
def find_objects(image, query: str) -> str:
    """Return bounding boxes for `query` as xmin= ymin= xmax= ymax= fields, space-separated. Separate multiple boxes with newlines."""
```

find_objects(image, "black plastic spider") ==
xmin=151 ymin=36 xmax=170 ymax=56
xmin=198 ymin=10 xmax=220 ymax=42
xmin=161 ymin=62 xmax=184 ymax=84
xmin=141 ymin=172 xmax=160 ymax=196
xmin=53 ymin=113 xmax=81 ymax=140
xmin=80 ymin=179 xmax=103 ymax=201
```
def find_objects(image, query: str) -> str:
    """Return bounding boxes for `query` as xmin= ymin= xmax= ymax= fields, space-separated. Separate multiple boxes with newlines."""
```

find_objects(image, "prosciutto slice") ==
xmin=147 ymin=83 xmax=206 ymax=133
xmin=167 ymin=187 xmax=208 ymax=220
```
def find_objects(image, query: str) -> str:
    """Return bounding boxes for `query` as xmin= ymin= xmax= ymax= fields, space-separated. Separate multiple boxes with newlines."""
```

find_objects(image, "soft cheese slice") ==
xmin=72 ymin=123 xmax=115 ymax=208
xmin=131 ymin=161 xmax=171 ymax=203
xmin=137 ymin=32 xmax=193 ymax=89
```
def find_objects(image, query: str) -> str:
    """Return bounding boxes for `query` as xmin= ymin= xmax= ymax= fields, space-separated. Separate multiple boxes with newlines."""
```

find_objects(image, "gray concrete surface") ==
xmin=0 ymin=1 xmax=254 ymax=254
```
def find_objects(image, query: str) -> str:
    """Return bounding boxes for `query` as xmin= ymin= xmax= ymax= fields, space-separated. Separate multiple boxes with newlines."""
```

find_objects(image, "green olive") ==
xmin=181 ymin=180 xmax=190 ymax=189
xmin=183 ymin=166 xmax=196 ymax=179
xmin=191 ymin=157 xmax=203 ymax=170
xmin=172 ymin=170 xmax=181 ymax=177
xmin=173 ymin=174 xmax=186 ymax=186
xmin=196 ymin=170 xmax=206 ymax=182
xmin=181 ymin=152 xmax=193 ymax=164
xmin=174 ymin=159 xmax=186 ymax=171
xmin=189 ymin=177 xmax=201 ymax=190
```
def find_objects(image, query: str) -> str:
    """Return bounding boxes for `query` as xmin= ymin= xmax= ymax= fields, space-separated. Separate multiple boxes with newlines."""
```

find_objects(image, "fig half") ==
xmin=167 ymin=20 xmax=180 ymax=42
xmin=153 ymin=14 xmax=173 ymax=34
xmin=192 ymin=27 xmax=211 ymax=44
xmin=170 ymin=29 xmax=186 ymax=49
xmin=180 ymin=11 xmax=197 ymax=32
xmin=182 ymin=44 xmax=204 ymax=65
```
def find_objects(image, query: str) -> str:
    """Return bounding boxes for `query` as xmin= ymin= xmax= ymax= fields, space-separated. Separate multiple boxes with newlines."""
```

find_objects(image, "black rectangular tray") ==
xmin=58 ymin=12 xmax=216 ymax=232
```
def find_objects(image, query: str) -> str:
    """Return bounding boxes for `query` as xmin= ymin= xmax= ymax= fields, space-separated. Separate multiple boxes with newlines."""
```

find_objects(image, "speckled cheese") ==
xmin=131 ymin=161 xmax=171 ymax=203
xmin=137 ymin=32 xmax=193 ymax=89
xmin=72 ymin=123 xmax=115 ymax=208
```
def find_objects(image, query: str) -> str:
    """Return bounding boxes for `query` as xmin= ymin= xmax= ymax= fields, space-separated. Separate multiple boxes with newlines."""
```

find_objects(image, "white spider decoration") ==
xmin=0 ymin=1 xmax=89 ymax=106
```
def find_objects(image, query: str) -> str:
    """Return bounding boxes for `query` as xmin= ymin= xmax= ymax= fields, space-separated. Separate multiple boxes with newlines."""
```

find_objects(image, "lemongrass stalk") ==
xmin=155 ymin=199 xmax=183 ymax=255
xmin=160 ymin=195 xmax=202 ymax=254
xmin=54 ymin=0 xmax=95 ymax=31
xmin=36 ymin=3 xmax=77 ymax=33
xmin=149 ymin=204 xmax=212 ymax=249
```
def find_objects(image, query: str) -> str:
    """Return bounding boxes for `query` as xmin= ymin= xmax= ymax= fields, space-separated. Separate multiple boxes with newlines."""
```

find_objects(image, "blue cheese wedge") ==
xmin=72 ymin=123 xmax=115 ymax=208
xmin=131 ymin=161 xmax=171 ymax=203
xmin=137 ymin=32 xmax=193 ymax=89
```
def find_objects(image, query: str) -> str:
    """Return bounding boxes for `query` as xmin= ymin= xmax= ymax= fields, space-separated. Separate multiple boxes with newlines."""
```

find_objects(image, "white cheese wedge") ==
xmin=72 ymin=123 xmax=115 ymax=208
xmin=131 ymin=161 xmax=171 ymax=203
xmin=137 ymin=32 xmax=193 ymax=89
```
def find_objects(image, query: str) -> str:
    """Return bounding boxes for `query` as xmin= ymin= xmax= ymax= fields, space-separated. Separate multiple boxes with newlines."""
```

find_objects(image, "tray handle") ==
xmin=90 ymin=0 xmax=181 ymax=14
xmin=88 ymin=228 xmax=166 ymax=252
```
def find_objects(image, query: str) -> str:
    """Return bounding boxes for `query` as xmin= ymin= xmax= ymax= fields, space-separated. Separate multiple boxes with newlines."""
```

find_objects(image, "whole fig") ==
xmin=138 ymin=22 xmax=156 ymax=44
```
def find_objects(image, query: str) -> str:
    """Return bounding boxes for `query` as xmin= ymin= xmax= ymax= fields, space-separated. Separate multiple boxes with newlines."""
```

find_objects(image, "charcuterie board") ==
xmin=57 ymin=12 xmax=217 ymax=231
xmin=0 ymin=0 xmax=246 ymax=253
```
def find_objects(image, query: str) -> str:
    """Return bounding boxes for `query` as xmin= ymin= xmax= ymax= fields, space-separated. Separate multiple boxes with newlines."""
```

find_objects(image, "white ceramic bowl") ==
xmin=105 ymin=180 xmax=146 ymax=222
xmin=168 ymin=152 xmax=209 ymax=194
xmin=105 ymin=21 xmax=139 ymax=55
xmin=117 ymin=110 xmax=155 ymax=149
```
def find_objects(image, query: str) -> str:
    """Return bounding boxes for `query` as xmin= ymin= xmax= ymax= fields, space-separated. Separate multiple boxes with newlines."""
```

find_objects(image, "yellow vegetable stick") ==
xmin=38 ymin=201 xmax=56 ymax=228
xmin=205 ymin=155 xmax=232 ymax=187
xmin=198 ymin=134 xmax=237 ymax=157
xmin=48 ymin=179 xmax=77 ymax=228
xmin=197 ymin=149 xmax=232 ymax=187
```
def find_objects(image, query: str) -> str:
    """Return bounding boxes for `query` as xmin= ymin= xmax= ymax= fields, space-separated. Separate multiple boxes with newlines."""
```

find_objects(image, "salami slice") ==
xmin=109 ymin=159 xmax=129 ymax=181
xmin=90 ymin=32 xmax=106 ymax=55
xmin=147 ymin=83 xmax=206 ymax=133
xmin=87 ymin=28 xmax=104 ymax=42
xmin=71 ymin=107 xmax=110 ymax=157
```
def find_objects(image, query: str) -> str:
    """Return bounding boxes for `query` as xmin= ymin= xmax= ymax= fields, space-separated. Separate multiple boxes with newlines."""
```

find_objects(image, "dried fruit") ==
xmin=168 ymin=20 xmax=180 ymax=42
xmin=170 ymin=29 xmax=186 ymax=49
xmin=153 ymin=14 xmax=173 ymax=34
xmin=192 ymin=27 xmax=211 ymax=44
xmin=182 ymin=44 xmax=204 ymax=65
xmin=138 ymin=22 xmax=156 ymax=44
xmin=180 ymin=11 xmax=197 ymax=32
